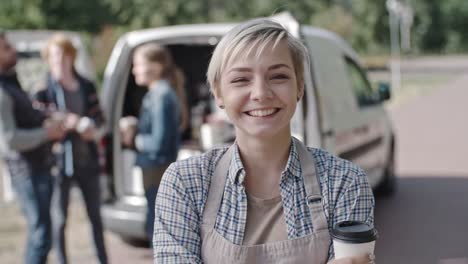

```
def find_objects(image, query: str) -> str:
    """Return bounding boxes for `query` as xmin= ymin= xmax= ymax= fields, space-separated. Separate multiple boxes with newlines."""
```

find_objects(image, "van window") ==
xmin=345 ymin=58 xmax=376 ymax=107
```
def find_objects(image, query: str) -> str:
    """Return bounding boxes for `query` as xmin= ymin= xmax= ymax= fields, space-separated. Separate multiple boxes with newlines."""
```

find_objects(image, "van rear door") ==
xmin=101 ymin=25 xmax=237 ymax=201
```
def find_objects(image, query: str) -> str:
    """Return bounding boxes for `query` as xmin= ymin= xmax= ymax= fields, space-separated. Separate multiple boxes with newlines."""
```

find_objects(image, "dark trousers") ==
xmin=8 ymin=160 xmax=53 ymax=264
xmin=52 ymin=167 xmax=108 ymax=264
xmin=142 ymin=164 xmax=169 ymax=246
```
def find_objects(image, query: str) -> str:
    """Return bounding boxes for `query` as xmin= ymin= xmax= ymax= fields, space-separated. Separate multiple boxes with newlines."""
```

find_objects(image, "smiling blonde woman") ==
xmin=153 ymin=18 xmax=375 ymax=264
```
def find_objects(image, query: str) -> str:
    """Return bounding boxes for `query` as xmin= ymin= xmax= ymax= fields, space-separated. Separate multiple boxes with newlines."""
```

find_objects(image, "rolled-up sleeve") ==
xmin=333 ymin=167 xmax=375 ymax=226
xmin=0 ymin=89 xmax=47 ymax=153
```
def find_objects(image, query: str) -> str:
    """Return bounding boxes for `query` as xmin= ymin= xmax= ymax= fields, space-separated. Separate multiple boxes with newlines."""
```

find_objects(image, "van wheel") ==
xmin=120 ymin=236 xmax=150 ymax=248
xmin=375 ymin=144 xmax=396 ymax=196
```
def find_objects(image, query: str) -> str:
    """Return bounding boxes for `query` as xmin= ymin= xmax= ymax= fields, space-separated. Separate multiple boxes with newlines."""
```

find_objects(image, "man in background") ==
xmin=0 ymin=30 xmax=65 ymax=264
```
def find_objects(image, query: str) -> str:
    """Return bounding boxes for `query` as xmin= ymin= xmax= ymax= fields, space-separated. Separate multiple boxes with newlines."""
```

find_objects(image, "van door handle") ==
xmin=322 ymin=129 xmax=335 ymax=137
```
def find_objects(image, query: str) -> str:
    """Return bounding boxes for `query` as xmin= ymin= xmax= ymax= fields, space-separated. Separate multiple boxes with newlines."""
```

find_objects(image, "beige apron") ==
xmin=201 ymin=142 xmax=332 ymax=264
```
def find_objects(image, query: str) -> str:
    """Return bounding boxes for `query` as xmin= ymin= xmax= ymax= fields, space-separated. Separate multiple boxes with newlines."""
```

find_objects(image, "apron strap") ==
xmin=201 ymin=145 xmax=235 ymax=228
xmin=295 ymin=139 xmax=329 ymax=232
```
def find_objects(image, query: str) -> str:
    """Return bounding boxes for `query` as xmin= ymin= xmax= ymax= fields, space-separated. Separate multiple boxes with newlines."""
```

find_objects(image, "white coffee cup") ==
xmin=76 ymin=117 xmax=93 ymax=133
xmin=331 ymin=221 xmax=378 ymax=259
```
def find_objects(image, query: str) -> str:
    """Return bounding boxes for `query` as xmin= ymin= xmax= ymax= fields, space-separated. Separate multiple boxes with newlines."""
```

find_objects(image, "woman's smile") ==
xmin=244 ymin=107 xmax=281 ymax=117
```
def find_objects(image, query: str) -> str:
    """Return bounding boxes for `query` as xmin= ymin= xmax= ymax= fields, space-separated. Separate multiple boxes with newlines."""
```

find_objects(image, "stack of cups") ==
xmin=331 ymin=221 xmax=378 ymax=259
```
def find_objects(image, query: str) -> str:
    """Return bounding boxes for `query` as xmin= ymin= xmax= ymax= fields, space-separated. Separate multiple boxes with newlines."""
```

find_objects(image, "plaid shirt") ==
xmin=154 ymin=138 xmax=374 ymax=263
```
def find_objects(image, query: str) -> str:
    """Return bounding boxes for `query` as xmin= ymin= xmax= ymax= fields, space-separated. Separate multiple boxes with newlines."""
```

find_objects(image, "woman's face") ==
xmin=216 ymin=39 xmax=303 ymax=141
xmin=132 ymin=52 xmax=163 ymax=87
xmin=47 ymin=44 xmax=73 ymax=80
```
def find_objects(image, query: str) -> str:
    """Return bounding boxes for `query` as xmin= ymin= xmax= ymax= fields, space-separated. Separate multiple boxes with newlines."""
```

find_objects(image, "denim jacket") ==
xmin=135 ymin=80 xmax=180 ymax=168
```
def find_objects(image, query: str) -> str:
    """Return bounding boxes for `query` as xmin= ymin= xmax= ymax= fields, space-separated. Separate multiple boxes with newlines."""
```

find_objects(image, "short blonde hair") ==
xmin=42 ymin=33 xmax=77 ymax=62
xmin=207 ymin=18 xmax=309 ymax=95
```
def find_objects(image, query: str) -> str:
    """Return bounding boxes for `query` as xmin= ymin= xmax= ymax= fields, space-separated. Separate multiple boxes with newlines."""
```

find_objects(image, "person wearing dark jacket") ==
xmin=0 ymin=31 xmax=65 ymax=264
xmin=35 ymin=34 xmax=108 ymax=264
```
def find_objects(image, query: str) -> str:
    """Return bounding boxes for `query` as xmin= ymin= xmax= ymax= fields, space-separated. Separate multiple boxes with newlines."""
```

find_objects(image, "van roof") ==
xmin=123 ymin=23 xmax=237 ymax=47
xmin=120 ymin=23 xmax=359 ymax=60
xmin=301 ymin=25 xmax=361 ymax=63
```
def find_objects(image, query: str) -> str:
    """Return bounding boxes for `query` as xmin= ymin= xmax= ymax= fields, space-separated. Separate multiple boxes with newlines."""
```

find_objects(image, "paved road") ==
xmin=375 ymin=73 xmax=468 ymax=264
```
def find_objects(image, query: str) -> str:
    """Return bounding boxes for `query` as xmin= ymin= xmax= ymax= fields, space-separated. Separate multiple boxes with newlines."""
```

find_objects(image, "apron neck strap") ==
xmin=202 ymin=145 xmax=235 ymax=228
xmin=295 ymin=139 xmax=329 ymax=231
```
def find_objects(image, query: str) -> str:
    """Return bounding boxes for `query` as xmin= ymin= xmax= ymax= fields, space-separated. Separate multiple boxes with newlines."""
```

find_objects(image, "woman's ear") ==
xmin=213 ymin=87 xmax=225 ymax=109
xmin=297 ymin=79 xmax=305 ymax=101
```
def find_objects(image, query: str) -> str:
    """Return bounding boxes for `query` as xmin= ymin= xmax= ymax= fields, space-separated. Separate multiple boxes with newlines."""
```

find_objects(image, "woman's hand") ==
xmin=121 ymin=128 xmax=136 ymax=148
xmin=64 ymin=113 xmax=80 ymax=131
xmin=327 ymin=254 xmax=375 ymax=264
xmin=119 ymin=116 xmax=138 ymax=148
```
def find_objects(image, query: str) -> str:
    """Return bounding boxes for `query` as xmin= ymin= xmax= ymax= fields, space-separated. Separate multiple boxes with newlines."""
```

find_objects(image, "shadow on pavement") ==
xmin=374 ymin=176 xmax=468 ymax=264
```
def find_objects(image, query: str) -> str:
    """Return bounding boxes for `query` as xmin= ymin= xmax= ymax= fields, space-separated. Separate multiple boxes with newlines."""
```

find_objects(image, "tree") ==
xmin=0 ymin=0 xmax=45 ymax=29
xmin=38 ymin=0 xmax=117 ymax=33
xmin=2 ymin=0 xmax=468 ymax=54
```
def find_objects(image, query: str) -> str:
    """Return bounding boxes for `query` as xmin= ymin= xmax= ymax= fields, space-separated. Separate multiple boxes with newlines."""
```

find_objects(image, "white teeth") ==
xmin=248 ymin=108 xmax=276 ymax=117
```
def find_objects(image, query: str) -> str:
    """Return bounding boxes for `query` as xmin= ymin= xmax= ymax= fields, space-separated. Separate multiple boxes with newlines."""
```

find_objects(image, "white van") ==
xmin=99 ymin=13 xmax=395 ymax=243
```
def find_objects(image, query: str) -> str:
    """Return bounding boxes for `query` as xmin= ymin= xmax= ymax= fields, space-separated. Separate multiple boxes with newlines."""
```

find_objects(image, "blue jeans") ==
xmin=145 ymin=185 xmax=158 ymax=246
xmin=9 ymin=164 xmax=53 ymax=264
xmin=141 ymin=165 xmax=169 ymax=247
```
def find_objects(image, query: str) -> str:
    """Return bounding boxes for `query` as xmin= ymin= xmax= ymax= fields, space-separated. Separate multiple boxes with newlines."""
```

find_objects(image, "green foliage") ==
xmin=418 ymin=0 xmax=447 ymax=52
xmin=0 ymin=0 xmax=45 ymax=29
xmin=37 ymin=0 xmax=115 ymax=33
xmin=443 ymin=0 xmax=468 ymax=52
xmin=2 ymin=0 xmax=468 ymax=54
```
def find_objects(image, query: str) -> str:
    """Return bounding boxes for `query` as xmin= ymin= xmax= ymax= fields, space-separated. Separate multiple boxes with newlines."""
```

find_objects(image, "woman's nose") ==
xmin=250 ymin=78 xmax=273 ymax=101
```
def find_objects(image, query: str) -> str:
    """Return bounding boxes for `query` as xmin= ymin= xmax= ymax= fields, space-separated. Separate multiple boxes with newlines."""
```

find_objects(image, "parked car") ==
xmin=99 ymin=12 xmax=395 ymax=243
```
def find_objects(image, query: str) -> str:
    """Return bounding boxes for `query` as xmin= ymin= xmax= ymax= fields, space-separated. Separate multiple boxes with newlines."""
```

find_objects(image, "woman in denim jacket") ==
xmin=120 ymin=43 xmax=182 ymax=243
